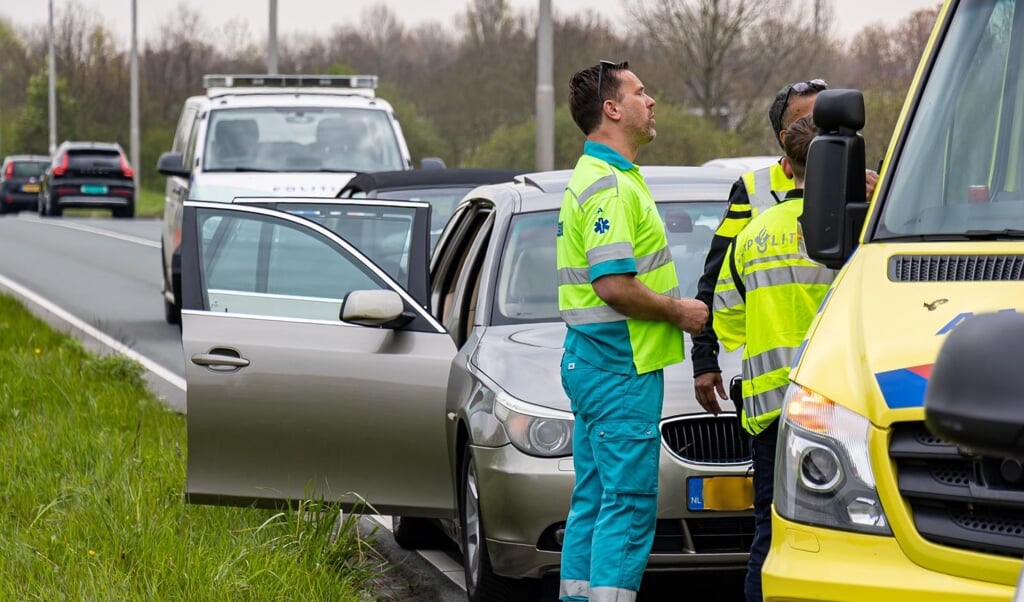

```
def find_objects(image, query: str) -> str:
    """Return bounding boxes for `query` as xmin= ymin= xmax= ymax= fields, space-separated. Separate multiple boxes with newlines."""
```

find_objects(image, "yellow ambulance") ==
xmin=762 ymin=0 xmax=1024 ymax=599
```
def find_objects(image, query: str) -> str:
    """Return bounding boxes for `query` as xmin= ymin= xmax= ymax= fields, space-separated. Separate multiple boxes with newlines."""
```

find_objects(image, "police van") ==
xmin=156 ymin=74 xmax=413 ymax=324
xmin=762 ymin=0 xmax=1024 ymax=599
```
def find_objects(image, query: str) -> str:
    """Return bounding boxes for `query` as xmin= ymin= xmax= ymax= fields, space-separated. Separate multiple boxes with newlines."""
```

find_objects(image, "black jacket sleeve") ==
xmin=691 ymin=178 xmax=750 ymax=377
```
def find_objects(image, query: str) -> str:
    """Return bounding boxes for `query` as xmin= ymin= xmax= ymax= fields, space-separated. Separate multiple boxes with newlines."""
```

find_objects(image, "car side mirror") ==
xmin=801 ymin=89 xmax=868 ymax=270
xmin=157 ymin=151 xmax=190 ymax=178
xmin=924 ymin=312 xmax=1024 ymax=458
xmin=340 ymin=289 xmax=414 ymax=329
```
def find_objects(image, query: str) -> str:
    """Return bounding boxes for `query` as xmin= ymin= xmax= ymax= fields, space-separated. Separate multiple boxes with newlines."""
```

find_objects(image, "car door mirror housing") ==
xmin=924 ymin=312 xmax=1024 ymax=458
xmin=157 ymin=151 xmax=190 ymax=178
xmin=340 ymin=289 xmax=413 ymax=329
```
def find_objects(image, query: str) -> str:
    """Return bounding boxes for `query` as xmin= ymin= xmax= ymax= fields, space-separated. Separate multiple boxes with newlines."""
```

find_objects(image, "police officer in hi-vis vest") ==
xmin=555 ymin=60 xmax=708 ymax=602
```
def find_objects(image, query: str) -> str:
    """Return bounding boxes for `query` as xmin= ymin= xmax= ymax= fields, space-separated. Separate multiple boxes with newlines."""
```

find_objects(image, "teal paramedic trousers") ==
xmin=558 ymin=352 xmax=663 ymax=602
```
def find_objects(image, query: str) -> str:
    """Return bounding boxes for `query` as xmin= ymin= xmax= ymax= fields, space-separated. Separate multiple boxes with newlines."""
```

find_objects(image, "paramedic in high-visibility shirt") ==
xmin=555 ymin=60 xmax=709 ymax=602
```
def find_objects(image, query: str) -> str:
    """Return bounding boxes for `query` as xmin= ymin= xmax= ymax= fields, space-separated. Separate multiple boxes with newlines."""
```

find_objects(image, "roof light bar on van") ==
xmin=202 ymin=74 xmax=378 ymax=91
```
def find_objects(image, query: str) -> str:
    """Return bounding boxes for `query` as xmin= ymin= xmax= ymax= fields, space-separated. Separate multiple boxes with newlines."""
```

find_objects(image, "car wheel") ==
xmin=47 ymin=195 xmax=62 ymax=217
xmin=38 ymin=193 xmax=47 ymax=216
xmin=163 ymin=295 xmax=181 ymax=326
xmin=459 ymin=446 xmax=539 ymax=602
xmin=391 ymin=516 xmax=447 ymax=550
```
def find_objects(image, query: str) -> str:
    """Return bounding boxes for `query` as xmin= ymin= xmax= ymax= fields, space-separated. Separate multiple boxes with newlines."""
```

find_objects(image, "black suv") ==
xmin=39 ymin=141 xmax=136 ymax=218
xmin=0 ymin=155 xmax=50 ymax=214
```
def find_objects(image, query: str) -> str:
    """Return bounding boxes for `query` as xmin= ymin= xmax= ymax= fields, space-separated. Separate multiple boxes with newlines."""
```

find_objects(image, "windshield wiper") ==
xmin=207 ymin=166 xmax=277 ymax=173
xmin=962 ymin=229 xmax=1024 ymax=240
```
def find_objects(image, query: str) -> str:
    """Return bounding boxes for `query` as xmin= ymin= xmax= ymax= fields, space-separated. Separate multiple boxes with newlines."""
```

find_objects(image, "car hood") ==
xmin=188 ymin=173 xmax=355 ymax=202
xmin=472 ymin=323 xmax=743 ymax=416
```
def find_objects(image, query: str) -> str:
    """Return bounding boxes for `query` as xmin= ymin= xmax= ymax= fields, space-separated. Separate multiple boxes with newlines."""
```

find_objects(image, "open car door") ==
xmin=181 ymin=199 xmax=456 ymax=518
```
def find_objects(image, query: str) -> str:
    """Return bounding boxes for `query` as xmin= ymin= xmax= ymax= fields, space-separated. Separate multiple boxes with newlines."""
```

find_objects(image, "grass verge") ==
xmin=0 ymin=293 xmax=386 ymax=600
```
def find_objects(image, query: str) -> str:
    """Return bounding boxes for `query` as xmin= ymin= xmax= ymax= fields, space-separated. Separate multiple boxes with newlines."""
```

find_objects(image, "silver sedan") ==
xmin=180 ymin=165 xmax=752 ymax=602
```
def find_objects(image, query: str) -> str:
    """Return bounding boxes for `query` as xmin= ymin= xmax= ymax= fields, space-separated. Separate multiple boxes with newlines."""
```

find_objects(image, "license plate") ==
xmin=22 ymin=184 xmax=40 ymax=193
xmin=81 ymin=184 xmax=108 ymax=194
xmin=687 ymin=476 xmax=754 ymax=511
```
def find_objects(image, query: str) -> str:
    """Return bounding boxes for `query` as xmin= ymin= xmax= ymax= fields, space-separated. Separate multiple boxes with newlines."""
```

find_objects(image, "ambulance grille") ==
xmin=661 ymin=415 xmax=752 ymax=464
xmin=889 ymin=421 xmax=1024 ymax=557
xmin=888 ymin=254 xmax=1024 ymax=281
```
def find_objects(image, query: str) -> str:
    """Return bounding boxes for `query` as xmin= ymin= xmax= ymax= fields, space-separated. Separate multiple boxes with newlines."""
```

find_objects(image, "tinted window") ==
xmin=374 ymin=187 xmax=474 ymax=250
xmin=11 ymin=162 xmax=47 ymax=177
xmin=492 ymin=202 xmax=724 ymax=325
xmin=203 ymin=107 xmax=405 ymax=173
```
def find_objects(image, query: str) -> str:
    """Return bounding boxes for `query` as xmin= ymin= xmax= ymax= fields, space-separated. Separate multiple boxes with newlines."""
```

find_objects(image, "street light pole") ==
xmin=268 ymin=0 xmax=278 ymax=75
xmin=130 ymin=0 xmax=140 ymax=191
xmin=48 ymin=0 xmax=57 ymax=155
xmin=536 ymin=0 xmax=554 ymax=171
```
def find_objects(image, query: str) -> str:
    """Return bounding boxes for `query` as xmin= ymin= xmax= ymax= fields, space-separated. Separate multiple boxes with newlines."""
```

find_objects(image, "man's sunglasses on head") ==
xmin=781 ymin=78 xmax=828 ymax=110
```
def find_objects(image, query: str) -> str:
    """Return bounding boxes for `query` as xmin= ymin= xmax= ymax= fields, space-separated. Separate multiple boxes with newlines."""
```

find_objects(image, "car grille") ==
xmin=889 ymin=421 xmax=1024 ymax=558
xmin=538 ymin=518 xmax=754 ymax=555
xmin=661 ymin=415 xmax=752 ymax=464
xmin=888 ymin=254 xmax=1024 ymax=281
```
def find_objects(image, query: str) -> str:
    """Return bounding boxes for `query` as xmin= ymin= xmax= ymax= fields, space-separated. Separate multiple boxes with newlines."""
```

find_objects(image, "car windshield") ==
xmin=876 ymin=0 xmax=1024 ymax=239
xmin=203 ymin=107 xmax=405 ymax=173
xmin=492 ymin=202 xmax=725 ymax=325
xmin=374 ymin=187 xmax=474 ymax=251
xmin=11 ymin=161 xmax=47 ymax=177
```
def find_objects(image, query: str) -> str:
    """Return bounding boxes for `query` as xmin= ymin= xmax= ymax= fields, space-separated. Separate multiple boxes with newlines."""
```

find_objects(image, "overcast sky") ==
xmin=2 ymin=0 xmax=942 ymax=45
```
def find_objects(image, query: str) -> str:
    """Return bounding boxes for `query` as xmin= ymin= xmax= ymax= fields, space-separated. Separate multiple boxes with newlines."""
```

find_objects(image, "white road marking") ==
xmin=17 ymin=214 xmax=160 ymax=248
xmin=0 ymin=273 xmax=186 ymax=392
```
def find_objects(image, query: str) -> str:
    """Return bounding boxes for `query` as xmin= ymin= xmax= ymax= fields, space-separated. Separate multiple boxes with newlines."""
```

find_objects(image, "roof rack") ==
xmin=202 ymin=74 xmax=379 ymax=92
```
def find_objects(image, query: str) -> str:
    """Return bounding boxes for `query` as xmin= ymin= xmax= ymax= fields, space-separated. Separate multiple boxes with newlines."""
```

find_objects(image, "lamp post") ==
xmin=48 ymin=0 xmax=57 ymax=155
xmin=130 ymin=0 xmax=140 ymax=190
xmin=535 ymin=0 xmax=553 ymax=171
xmin=268 ymin=0 xmax=278 ymax=75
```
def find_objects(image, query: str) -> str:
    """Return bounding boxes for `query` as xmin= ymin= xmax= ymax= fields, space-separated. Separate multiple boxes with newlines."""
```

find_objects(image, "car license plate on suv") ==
xmin=81 ymin=184 xmax=108 ymax=194
xmin=687 ymin=476 xmax=754 ymax=511
xmin=22 ymin=184 xmax=40 ymax=193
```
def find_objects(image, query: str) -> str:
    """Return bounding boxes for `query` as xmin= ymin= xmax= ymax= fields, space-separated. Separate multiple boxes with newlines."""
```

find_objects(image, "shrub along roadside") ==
xmin=0 ymin=293 xmax=385 ymax=600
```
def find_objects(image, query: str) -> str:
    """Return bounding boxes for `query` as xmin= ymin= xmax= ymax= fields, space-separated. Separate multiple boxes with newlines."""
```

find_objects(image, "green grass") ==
xmin=135 ymin=187 xmax=163 ymax=218
xmin=0 ymin=294 xmax=387 ymax=600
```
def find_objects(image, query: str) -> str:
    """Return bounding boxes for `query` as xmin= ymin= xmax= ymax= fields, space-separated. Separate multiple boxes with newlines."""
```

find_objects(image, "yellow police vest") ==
xmin=714 ymin=162 xmax=795 ymax=239
xmin=712 ymin=196 xmax=836 ymax=434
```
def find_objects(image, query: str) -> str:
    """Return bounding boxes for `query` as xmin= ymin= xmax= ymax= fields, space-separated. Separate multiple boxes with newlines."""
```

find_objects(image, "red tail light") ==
xmin=3 ymin=163 xmax=13 ymax=179
xmin=120 ymin=154 xmax=135 ymax=179
xmin=52 ymin=154 xmax=69 ymax=177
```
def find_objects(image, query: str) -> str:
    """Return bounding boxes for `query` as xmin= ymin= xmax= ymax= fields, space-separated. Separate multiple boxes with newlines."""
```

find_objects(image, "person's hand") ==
xmin=865 ymin=169 xmax=879 ymax=201
xmin=675 ymin=298 xmax=709 ymax=336
xmin=694 ymin=372 xmax=726 ymax=415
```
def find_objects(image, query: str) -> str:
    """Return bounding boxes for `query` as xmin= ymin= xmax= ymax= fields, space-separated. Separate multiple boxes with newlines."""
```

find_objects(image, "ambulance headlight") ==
xmin=775 ymin=384 xmax=891 ymax=535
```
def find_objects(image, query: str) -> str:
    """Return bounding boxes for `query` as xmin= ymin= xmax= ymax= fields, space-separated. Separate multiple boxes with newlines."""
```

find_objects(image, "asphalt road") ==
xmin=0 ymin=211 xmax=746 ymax=601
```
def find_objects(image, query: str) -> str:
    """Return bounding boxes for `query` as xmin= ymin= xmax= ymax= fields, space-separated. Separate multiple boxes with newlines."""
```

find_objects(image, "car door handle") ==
xmin=191 ymin=351 xmax=250 ymax=370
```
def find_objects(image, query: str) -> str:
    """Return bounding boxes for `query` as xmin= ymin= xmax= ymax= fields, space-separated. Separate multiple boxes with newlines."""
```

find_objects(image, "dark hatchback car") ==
xmin=339 ymin=168 xmax=525 ymax=250
xmin=39 ymin=141 xmax=136 ymax=218
xmin=0 ymin=155 xmax=50 ymax=214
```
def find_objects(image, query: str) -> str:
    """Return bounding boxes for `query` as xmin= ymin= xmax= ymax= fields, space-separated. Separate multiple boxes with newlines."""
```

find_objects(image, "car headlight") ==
xmin=775 ymin=384 xmax=891 ymax=535
xmin=494 ymin=392 xmax=574 ymax=458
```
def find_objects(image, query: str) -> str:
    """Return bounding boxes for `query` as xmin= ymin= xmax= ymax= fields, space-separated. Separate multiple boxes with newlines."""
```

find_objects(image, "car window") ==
xmin=374 ymin=187 xmax=474 ymax=251
xmin=10 ymin=162 xmax=47 ymax=177
xmin=197 ymin=209 xmax=389 ymax=321
xmin=203 ymin=107 xmax=405 ymax=173
xmin=267 ymin=203 xmax=418 ymax=289
xmin=492 ymin=202 xmax=725 ymax=325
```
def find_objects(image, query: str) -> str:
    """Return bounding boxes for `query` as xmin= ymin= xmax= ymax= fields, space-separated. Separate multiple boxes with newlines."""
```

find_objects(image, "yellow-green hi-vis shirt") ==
xmin=556 ymin=141 xmax=683 ymax=375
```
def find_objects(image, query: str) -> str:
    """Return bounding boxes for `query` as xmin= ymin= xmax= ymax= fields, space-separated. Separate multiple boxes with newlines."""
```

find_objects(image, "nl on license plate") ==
xmin=687 ymin=476 xmax=754 ymax=511
xmin=22 ymin=184 xmax=40 ymax=193
xmin=81 ymin=184 xmax=108 ymax=195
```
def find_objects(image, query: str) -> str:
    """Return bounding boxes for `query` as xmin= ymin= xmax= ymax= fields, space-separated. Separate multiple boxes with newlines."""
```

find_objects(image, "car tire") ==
xmin=459 ymin=446 xmax=540 ymax=602
xmin=391 ymin=516 xmax=447 ymax=550
xmin=47 ymin=195 xmax=62 ymax=217
xmin=163 ymin=295 xmax=181 ymax=326
xmin=38 ymin=193 xmax=47 ymax=216
xmin=113 ymin=204 xmax=135 ymax=219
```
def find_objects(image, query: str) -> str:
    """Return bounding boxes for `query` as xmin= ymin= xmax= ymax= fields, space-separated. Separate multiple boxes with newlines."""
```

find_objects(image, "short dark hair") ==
xmin=783 ymin=115 xmax=816 ymax=181
xmin=768 ymin=79 xmax=828 ymax=146
xmin=568 ymin=60 xmax=629 ymax=135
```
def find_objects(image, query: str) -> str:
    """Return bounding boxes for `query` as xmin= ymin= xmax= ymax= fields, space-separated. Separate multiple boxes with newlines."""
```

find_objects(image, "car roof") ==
xmin=503 ymin=165 xmax=741 ymax=213
xmin=2 ymin=155 xmax=49 ymax=163
xmin=701 ymin=155 xmax=780 ymax=171
xmin=340 ymin=168 xmax=527 ymax=194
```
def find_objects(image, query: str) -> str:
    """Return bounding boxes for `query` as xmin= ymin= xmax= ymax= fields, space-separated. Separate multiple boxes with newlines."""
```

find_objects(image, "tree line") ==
xmin=0 ymin=0 xmax=938 ymax=191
